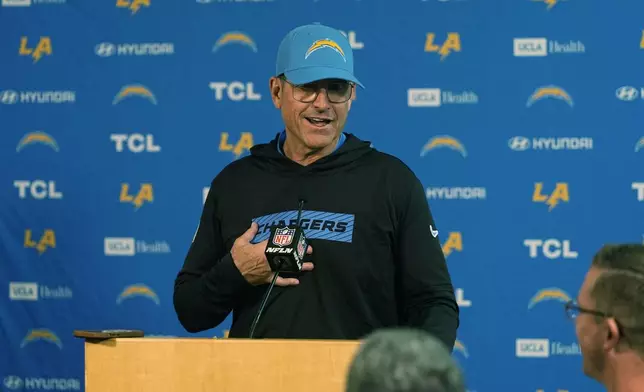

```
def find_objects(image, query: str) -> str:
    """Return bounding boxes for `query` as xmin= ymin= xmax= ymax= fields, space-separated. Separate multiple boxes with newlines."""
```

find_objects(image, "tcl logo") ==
xmin=524 ymin=239 xmax=578 ymax=259
xmin=14 ymin=180 xmax=62 ymax=199
xmin=633 ymin=182 xmax=644 ymax=201
xmin=455 ymin=288 xmax=471 ymax=308
xmin=339 ymin=30 xmax=364 ymax=50
xmin=110 ymin=134 xmax=160 ymax=153
xmin=209 ymin=82 xmax=261 ymax=101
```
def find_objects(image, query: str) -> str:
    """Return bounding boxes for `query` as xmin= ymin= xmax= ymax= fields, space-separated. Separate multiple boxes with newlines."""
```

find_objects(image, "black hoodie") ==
xmin=173 ymin=132 xmax=459 ymax=349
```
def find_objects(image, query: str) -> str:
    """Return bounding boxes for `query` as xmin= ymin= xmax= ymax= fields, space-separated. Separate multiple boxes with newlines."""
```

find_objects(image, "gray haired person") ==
xmin=567 ymin=244 xmax=644 ymax=391
xmin=346 ymin=328 xmax=466 ymax=392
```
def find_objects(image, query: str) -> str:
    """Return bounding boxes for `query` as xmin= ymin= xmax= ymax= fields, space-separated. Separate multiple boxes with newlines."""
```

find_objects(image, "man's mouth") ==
xmin=305 ymin=116 xmax=333 ymax=126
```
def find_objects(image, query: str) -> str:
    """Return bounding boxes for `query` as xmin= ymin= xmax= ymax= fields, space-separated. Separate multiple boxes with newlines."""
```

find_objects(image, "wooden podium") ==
xmin=82 ymin=337 xmax=361 ymax=392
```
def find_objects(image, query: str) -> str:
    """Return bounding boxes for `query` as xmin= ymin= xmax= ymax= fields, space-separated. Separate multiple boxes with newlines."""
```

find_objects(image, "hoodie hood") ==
xmin=249 ymin=131 xmax=374 ymax=174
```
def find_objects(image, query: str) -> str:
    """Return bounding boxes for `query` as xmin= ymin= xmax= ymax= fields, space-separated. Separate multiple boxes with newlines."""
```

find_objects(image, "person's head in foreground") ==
xmin=345 ymin=328 xmax=466 ymax=392
xmin=269 ymin=23 xmax=364 ymax=163
xmin=567 ymin=243 xmax=644 ymax=390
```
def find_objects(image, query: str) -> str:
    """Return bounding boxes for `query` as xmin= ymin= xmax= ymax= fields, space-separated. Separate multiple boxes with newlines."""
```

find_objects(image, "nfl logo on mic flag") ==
xmin=265 ymin=225 xmax=308 ymax=273
xmin=273 ymin=227 xmax=295 ymax=247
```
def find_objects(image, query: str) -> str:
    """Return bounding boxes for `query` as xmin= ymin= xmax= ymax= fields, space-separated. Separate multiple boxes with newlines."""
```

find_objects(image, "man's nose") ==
xmin=312 ymin=88 xmax=331 ymax=108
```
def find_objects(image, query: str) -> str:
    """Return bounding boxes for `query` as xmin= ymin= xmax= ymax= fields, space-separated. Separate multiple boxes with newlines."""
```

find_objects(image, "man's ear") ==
xmin=269 ymin=76 xmax=282 ymax=109
xmin=604 ymin=318 xmax=621 ymax=352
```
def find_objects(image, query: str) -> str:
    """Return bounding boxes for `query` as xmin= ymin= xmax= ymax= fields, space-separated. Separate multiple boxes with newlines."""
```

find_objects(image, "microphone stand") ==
xmin=249 ymin=200 xmax=305 ymax=339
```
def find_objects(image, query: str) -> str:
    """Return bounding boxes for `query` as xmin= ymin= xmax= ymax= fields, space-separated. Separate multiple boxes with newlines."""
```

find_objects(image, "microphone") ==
xmin=264 ymin=199 xmax=308 ymax=273
xmin=248 ymin=199 xmax=308 ymax=338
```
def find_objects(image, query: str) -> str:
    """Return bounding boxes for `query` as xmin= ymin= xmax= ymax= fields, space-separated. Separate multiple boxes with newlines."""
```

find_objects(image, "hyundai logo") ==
xmin=616 ymin=86 xmax=639 ymax=101
xmin=0 ymin=90 xmax=18 ymax=104
xmin=3 ymin=376 xmax=23 ymax=390
xmin=508 ymin=136 xmax=530 ymax=151
xmin=95 ymin=43 xmax=116 ymax=57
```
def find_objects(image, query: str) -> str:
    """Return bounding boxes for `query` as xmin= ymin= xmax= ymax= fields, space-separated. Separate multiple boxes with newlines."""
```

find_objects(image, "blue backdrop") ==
xmin=1 ymin=0 xmax=643 ymax=391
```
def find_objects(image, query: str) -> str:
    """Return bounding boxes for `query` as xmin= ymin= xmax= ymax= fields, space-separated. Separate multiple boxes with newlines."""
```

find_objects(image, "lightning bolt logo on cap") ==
xmin=305 ymin=39 xmax=346 ymax=62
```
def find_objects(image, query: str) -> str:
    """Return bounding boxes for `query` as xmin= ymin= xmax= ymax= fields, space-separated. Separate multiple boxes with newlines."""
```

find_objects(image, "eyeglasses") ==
xmin=564 ymin=300 xmax=608 ymax=320
xmin=565 ymin=299 xmax=631 ymax=342
xmin=280 ymin=76 xmax=354 ymax=104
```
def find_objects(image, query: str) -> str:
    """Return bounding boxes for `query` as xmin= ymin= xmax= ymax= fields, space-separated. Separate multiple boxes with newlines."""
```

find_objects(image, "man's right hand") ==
xmin=231 ymin=221 xmax=314 ymax=286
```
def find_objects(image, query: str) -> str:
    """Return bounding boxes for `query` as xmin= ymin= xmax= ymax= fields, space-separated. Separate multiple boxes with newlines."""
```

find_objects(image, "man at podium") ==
xmin=173 ymin=23 xmax=459 ymax=350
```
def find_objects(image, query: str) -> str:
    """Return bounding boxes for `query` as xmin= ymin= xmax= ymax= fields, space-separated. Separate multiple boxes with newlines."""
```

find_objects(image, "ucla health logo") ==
xmin=9 ymin=282 xmax=73 ymax=301
xmin=212 ymin=31 xmax=257 ymax=53
xmin=407 ymin=88 xmax=478 ymax=107
xmin=3 ymin=0 xmax=66 ymax=5
xmin=104 ymin=237 xmax=170 ymax=256
xmin=21 ymin=328 xmax=62 ymax=349
xmin=420 ymin=135 xmax=467 ymax=158
xmin=513 ymin=37 xmax=585 ymax=57
xmin=116 ymin=284 xmax=160 ymax=305
xmin=516 ymin=337 xmax=581 ymax=358
xmin=528 ymin=287 xmax=572 ymax=309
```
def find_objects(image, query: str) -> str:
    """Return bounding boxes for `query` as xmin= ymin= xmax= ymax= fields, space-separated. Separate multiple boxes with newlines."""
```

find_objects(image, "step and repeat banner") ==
xmin=1 ymin=0 xmax=642 ymax=391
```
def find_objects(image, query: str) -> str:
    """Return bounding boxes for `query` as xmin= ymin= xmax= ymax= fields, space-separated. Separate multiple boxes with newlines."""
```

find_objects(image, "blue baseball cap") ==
xmin=275 ymin=23 xmax=364 ymax=88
